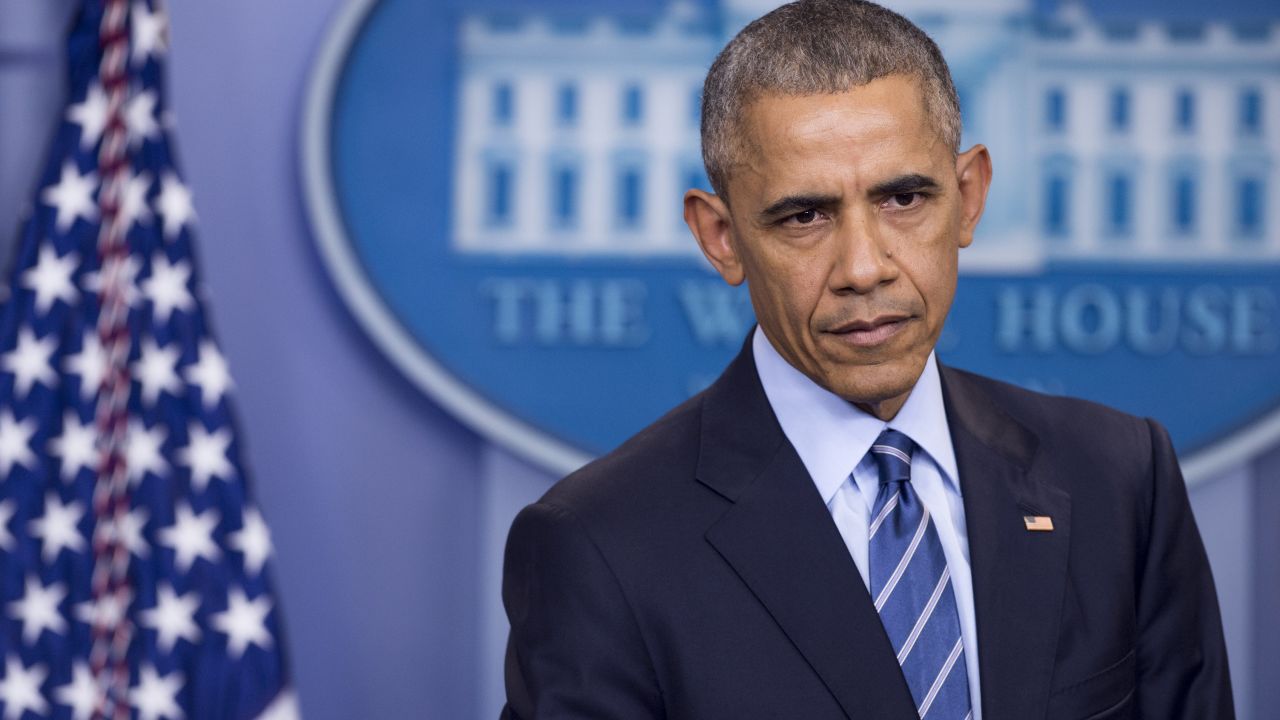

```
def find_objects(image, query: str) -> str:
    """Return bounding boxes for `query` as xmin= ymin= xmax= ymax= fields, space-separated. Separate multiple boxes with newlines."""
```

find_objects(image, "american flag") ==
xmin=0 ymin=1 xmax=297 ymax=717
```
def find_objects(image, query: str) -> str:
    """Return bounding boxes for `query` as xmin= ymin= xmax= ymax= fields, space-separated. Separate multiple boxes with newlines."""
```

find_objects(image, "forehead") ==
xmin=734 ymin=76 xmax=945 ymax=185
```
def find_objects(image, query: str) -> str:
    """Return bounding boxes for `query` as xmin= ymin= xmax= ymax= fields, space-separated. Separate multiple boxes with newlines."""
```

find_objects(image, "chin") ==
xmin=827 ymin=374 xmax=915 ymax=407
xmin=822 ymin=359 xmax=921 ymax=406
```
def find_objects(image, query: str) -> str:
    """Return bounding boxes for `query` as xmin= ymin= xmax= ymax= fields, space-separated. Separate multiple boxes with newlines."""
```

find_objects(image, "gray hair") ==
xmin=700 ymin=0 xmax=962 ymax=200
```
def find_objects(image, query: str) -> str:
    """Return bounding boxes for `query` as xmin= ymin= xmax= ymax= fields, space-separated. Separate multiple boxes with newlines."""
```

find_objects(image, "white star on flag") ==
xmin=133 ymin=337 xmax=183 ymax=406
xmin=229 ymin=507 xmax=273 ymax=576
xmin=1 ymin=327 xmax=57 ymax=399
xmin=66 ymin=83 xmax=109 ymax=151
xmin=257 ymin=692 xmax=302 ymax=720
xmin=49 ymin=410 xmax=99 ymax=482
xmin=126 ymin=89 xmax=161 ymax=147
xmin=130 ymin=665 xmax=183 ymax=720
xmin=211 ymin=587 xmax=273 ymax=660
xmin=131 ymin=1 xmax=169 ymax=64
xmin=20 ymin=244 xmax=80 ymax=314
xmin=64 ymin=330 xmax=107 ymax=401
xmin=185 ymin=340 xmax=233 ymax=409
xmin=126 ymin=419 xmax=169 ymax=486
xmin=158 ymin=502 xmax=221 ymax=573
xmin=40 ymin=161 xmax=98 ymax=232
xmin=83 ymin=253 xmax=143 ymax=308
xmin=0 ymin=501 xmax=15 ymax=551
xmin=0 ymin=656 xmax=48 ymax=720
xmin=29 ymin=491 xmax=86 ymax=563
xmin=141 ymin=254 xmax=195 ymax=323
xmin=156 ymin=172 xmax=196 ymax=240
xmin=7 ymin=575 xmax=68 ymax=644
xmin=90 ymin=505 xmax=149 ymax=560
xmin=115 ymin=505 xmax=151 ymax=559
xmin=120 ymin=168 xmax=154 ymax=230
xmin=53 ymin=662 xmax=102 ymax=720
xmin=0 ymin=411 xmax=37 ymax=476
xmin=73 ymin=587 xmax=133 ymax=631
xmin=178 ymin=422 xmax=234 ymax=492
xmin=140 ymin=584 xmax=201 ymax=653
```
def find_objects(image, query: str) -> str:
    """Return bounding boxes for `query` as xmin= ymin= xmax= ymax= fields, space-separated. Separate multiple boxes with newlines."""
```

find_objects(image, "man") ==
xmin=501 ymin=1 xmax=1234 ymax=718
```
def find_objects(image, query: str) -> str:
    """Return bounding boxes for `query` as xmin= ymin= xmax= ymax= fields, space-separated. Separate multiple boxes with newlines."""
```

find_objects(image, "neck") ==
xmin=853 ymin=392 xmax=909 ymax=422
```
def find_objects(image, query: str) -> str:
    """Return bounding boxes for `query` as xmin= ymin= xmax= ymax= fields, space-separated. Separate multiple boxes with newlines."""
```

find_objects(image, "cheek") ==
xmin=885 ymin=208 xmax=951 ymax=247
xmin=748 ymin=258 xmax=826 ymax=335
xmin=910 ymin=251 xmax=959 ymax=316
xmin=776 ymin=262 xmax=829 ymax=324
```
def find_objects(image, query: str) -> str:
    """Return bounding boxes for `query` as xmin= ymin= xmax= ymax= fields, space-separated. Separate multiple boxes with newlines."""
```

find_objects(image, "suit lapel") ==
xmin=697 ymin=343 xmax=918 ymax=720
xmin=941 ymin=367 xmax=1072 ymax=720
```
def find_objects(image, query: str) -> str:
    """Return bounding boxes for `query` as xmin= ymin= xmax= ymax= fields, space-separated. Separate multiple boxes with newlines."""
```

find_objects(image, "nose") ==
xmin=828 ymin=209 xmax=898 ymax=294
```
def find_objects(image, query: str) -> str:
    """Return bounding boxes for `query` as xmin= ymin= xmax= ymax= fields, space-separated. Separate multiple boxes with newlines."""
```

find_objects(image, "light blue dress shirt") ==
xmin=752 ymin=327 xmax=983 ymax=718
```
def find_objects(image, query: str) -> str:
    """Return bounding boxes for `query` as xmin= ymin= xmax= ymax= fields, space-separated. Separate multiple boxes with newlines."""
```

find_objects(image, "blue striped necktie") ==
xmin=868 ymin=429 xmax=972 ymax=719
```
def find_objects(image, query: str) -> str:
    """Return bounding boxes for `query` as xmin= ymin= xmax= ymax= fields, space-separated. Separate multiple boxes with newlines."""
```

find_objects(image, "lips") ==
xmin=826 ymin=315 xmax=912 ymax=348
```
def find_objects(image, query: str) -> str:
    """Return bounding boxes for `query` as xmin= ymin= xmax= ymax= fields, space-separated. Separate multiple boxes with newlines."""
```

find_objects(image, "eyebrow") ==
xmin=869 ymin=173 xmax=941 ymax=197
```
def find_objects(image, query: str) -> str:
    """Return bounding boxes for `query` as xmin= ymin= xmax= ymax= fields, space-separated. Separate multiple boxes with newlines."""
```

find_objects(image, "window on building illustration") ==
xmin=1233 ymin=23 xmax=1269 ymax=43
xmin=486 ymin=15 xmax=523 ymax=33
xmin=552 ymin=165 xmax=578 ymax=227
xmin=1168 ymin=22 xmax=1205 ymax=42
xmin=557 ymin=83 xmax=577 ymax=126
xmin=617 ymin=16 xmax=655 ymax=35
xmin=618 ymin=167 xmax=644 ymax=228
xmin=1107 ymin=172 xmax=1132 ymax=236
xmin=488 ymin=162 xmax=514 ymax=226
xmin=1109 ymin=88 xmax=1130 ymax=133
xmin=1100 ymin=22 xmax=1139 ymax=41
xmin=622 ymin=84 xmax=644 ymax=126
xmin=493 ymin=82 xmax=514 ymax=126
xmin=1238 ymin=176 xmax=1265 ymax=238
xmin=1172 ymin=174 xmax=1197 ymax=235
xmin=1045 ymin=88 xmax=1066 ymax=132
xmin=1043 ymin=174 xmax=1070 ymax=238
xmin=1240 ymin=88 xmax=1263 ymax=136
xmin=1175 ymin=90 xmax=1195 ymax=133
xmin=549 ymin=17 xmax=589 ymax=34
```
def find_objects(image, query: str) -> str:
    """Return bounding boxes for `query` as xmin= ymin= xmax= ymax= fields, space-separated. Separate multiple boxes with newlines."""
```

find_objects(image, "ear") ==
xmin=954 ymin=144 xmax=993 ymax=249
xmin=684 ymin=189 xmax=745 ymax=286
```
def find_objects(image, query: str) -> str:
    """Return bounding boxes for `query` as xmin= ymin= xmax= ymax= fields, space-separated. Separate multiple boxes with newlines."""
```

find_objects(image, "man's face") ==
xmin=686 ymin=74 xmax=991 ymax=418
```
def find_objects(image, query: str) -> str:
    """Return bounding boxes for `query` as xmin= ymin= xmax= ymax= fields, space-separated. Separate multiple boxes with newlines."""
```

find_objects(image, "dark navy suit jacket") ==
xmin=501 ymin=340 xmax=1234 ymax=719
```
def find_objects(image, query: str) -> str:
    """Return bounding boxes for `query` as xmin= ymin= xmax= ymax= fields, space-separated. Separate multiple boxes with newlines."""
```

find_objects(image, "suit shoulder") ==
xmin=538 ymin=390 xmax=705 ymax=519
xmin=945 ymin=366 xmax=1157 ymax=472
xmin=946 ymin=365 xmax=1152 ymax=428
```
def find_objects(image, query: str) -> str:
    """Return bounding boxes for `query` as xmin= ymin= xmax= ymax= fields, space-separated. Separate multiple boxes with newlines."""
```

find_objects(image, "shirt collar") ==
xmin=752 ymin=326 xmax=960 ymax=504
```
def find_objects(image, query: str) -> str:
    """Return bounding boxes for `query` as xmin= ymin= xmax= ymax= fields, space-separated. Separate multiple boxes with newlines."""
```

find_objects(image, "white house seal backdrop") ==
xmin=304 ymin=0 xmax=1280 ymax=483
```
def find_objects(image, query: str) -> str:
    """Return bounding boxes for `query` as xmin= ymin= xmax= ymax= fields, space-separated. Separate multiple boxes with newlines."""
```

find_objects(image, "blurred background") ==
xmin=1 ymin=0 xmax=1277 ymax=718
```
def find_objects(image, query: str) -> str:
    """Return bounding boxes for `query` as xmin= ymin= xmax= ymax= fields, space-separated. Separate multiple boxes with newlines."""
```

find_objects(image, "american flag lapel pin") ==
xmin=1023 ymin=515 xmax=1054 ymax=532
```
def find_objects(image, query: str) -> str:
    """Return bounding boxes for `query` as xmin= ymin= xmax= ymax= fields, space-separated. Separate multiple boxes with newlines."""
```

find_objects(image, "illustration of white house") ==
xmin=450 ymin=0 xmax=1279 ymax=270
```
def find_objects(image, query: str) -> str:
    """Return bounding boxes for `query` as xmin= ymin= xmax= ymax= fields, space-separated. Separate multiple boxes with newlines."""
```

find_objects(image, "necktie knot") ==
xmin=870 ymin=428 xmax=915 ymax=486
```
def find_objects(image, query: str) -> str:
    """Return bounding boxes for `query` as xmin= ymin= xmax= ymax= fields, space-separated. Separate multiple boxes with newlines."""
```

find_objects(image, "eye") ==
xmin=887 ymin=192 xmax=921 ymax=208
xmin=773 ymin=206 xmax=830 ymax=229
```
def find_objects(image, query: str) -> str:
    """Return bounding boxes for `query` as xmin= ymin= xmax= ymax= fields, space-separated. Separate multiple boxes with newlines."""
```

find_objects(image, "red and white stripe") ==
xmin=90 ymin=1 xmax=138 ymax=717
